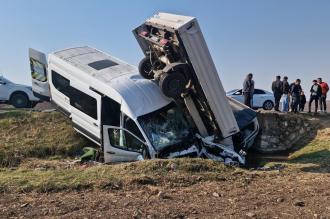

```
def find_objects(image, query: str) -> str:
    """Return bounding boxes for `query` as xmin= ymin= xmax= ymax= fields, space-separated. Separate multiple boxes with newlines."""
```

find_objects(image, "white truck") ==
xmin=0 ymin=75 xmax=40 ymax=108
xmin=28 ymin=13 xmax=259 ymax=165
xmin=133 ymin=13 xmax=259 ymax=164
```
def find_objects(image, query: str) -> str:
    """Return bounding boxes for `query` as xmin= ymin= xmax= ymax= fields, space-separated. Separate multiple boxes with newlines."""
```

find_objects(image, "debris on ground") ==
xmin=80 ymin=147 xmax=101 ymax=163
xmin=252 ymin=163 xmax=287 ymax=171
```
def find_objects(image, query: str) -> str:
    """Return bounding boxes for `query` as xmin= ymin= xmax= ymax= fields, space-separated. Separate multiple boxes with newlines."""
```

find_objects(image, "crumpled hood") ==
xmin=228 ymin=98 xmax=257 ymax=130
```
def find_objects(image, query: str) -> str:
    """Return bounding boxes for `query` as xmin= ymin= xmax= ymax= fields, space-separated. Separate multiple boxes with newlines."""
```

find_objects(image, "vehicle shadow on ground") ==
xmin=288 ymin=150 xmax=330 ymax=173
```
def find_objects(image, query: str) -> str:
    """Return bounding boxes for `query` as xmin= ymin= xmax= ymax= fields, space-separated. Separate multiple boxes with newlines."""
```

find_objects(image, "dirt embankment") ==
xmin=0 ymin=110 xmax=329 ymax=218
xmin=1 ymin=172 xmax=329 ymax=219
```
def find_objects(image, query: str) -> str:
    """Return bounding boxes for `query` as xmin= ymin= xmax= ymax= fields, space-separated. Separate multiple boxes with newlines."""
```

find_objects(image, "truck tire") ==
xmin=138 ymin=57 xmax=155 ymax=79
xmin=10 ymin=92 xmax=30 ymax=108
xmin=159 ymin=72 xmax=187 ymax=99
xmin=162 ymin=62 xmax=190 ymax=82
xmin=159 ymin=62 xmax=190 ymax=98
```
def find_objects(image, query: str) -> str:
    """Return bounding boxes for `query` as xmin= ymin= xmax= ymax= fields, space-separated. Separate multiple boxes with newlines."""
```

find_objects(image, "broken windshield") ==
xmin=138 ymin=102 xmax=190 ymax=151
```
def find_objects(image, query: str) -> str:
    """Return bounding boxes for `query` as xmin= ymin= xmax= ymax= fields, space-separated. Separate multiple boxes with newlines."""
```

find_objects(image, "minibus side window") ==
xmin=51 ymin=70 xmax=97 ymax=120
xmin=101 ymin=96 xmax=120 ymax=127
xmin=51 ymin=70 xmax=70 ymax=96
xmin=69 ymin=87 xmax=97 ymax=119
xmin=124 ymin=116 xmax=144 ymax=141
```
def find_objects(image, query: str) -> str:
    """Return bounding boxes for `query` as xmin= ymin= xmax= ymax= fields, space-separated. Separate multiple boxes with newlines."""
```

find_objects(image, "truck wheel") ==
xmin=162 ymin=62 xmax=190 ymax=82
xmin=159 ymin=72 xmax=188 ymax=99
xmin=10 ymin=93 xmax=30 ymax=108
xmin=159 ymin=62 xmax=190 ymax=98
xmin=138 ymin=57 xmax=154 ymax=79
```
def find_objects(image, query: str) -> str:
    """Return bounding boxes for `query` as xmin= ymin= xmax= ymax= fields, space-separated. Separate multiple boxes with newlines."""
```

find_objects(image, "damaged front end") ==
xmin=136 ymin=101 xmax=259 ymax=166
xmin=198 ymin=115 xmax=259 ymax=166
xmin=161 ymin=121 xmax=258 ymax=166
xmin=154 ymin=122 xmax=259 ymax=166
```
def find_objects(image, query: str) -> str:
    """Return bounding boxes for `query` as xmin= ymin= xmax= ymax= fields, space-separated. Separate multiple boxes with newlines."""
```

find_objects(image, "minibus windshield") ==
xmin=138 ymin=102 xmax=190 ymax=151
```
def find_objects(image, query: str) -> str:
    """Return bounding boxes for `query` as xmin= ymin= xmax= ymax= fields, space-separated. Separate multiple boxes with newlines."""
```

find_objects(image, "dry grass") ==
xmin=0 ymin=111 xmax=92 ymax=167
xmin=0 ymin=110 xmax=329 ymax=193
xmin=0 ymin=112 xmax=234 ymax=192
xmin=0 ymin=158 xmax=233 ymax=193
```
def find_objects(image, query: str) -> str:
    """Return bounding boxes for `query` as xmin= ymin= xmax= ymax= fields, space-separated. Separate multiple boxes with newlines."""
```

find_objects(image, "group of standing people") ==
xmin=271 ymin=76 xmax=329 ymax=114
xmin=242 ymin=73 xmax=329 ymax=114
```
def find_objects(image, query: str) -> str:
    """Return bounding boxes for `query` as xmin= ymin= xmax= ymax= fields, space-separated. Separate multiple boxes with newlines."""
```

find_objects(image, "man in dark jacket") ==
xmin=308 ymin=79 xmax=322 ymax=114
xmin=271 ymin=75 xmax=283 ymax=111
xmin=281 ymin=76 xmax=290 ymax=112
xmin=299 ymin=91 xmax=306 ymax=111
xmin=290 ymin=79 xmax=302 ymax=113
xmin=242 ymin=73 xmax=255 ymax=108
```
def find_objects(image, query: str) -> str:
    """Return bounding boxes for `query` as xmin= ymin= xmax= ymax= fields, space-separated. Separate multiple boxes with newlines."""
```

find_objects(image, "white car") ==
xmin=0 ymin=76 xmax=40 ymax=108
xmin=226 ymin=89 xmax=275 ymax=110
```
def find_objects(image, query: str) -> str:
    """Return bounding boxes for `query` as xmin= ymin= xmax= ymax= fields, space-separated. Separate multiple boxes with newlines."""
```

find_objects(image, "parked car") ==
xmin=0 ymin=76 xmax=40 ymax=108
xmin=226 ymin=89 xmax=275 ymax=110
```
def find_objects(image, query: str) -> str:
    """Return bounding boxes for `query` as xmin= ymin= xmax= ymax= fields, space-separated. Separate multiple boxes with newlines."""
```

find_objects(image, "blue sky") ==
xmin=0 ymin=0 xmax=329 ymax=93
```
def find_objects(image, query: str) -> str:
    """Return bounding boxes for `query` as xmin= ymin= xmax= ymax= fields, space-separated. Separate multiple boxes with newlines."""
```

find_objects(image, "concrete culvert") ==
xmin=253 ymin=111 xmax=318 ymax=153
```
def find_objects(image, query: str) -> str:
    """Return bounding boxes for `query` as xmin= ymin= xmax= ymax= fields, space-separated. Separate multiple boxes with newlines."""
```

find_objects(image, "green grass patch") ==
xmin=288 ymin=120 xmax=330 ymax=172
xmin=289 ymin=139 xmax=330 ymax=165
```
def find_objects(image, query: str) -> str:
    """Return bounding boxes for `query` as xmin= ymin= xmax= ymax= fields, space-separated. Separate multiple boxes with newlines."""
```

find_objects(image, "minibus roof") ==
xmin=51 ymin=46 xmax=171 ymax=118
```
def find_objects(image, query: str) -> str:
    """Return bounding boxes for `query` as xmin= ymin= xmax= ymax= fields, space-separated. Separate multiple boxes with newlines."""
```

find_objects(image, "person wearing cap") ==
xmin=317 ymin=78 xmax=329 ymax=113
xmin=308 ymin=79 xmax=322 ymax=114
xmin=271 ymin=75 xmax=283 ymax=111
xmin=289 ymin=79 xmax=302 ymax=113
xmin=242 ymin=73 xmax=255 ymax=108
xmin=281 ymin=76 xmax=290 ymax=112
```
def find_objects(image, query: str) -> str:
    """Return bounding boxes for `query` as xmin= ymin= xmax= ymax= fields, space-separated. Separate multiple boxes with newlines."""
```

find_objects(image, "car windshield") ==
xmin=138 ymin=102 xmax=190 ymax=151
